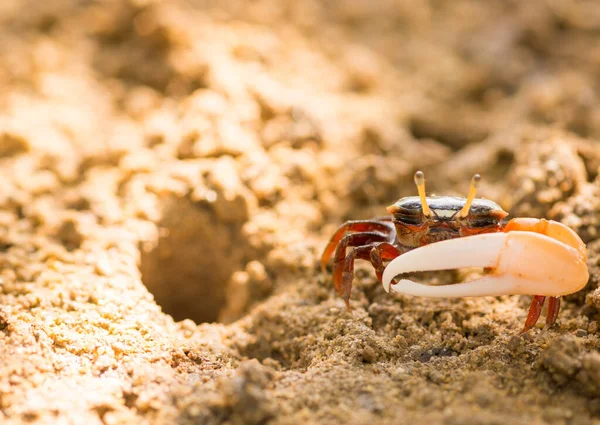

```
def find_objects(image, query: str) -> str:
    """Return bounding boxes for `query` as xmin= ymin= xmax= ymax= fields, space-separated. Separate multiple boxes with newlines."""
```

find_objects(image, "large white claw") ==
xmin=382 ymin=231 xmax=589 ymax=298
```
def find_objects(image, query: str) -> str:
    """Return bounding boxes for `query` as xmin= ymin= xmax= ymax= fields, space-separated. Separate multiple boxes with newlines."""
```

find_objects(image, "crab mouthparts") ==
xmin=428 ymin=225 xmax=458 ymax=232
xmin=382 ymin=231 xmax=588 ymax=298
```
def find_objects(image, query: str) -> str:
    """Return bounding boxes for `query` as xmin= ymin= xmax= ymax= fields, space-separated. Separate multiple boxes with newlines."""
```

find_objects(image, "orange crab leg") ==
xmin=337 ymin=245 xmax=373 ymax=308
xmin=320 ymin=219 xmax=394 ymax=272
xmin=546 ymin=297 xmax=561 ymax=325
xmin=331 ymin=232 xmax=390 ymax=298
xmin=336 ymin=242 xmax=403 ymax=309
xmin=522 ymin=295 xmax=546 ymax=334
xmin=370 ymin=242 xmax=405 ymax=282
xmin=520 ymin=295 xmax=561 ymax=333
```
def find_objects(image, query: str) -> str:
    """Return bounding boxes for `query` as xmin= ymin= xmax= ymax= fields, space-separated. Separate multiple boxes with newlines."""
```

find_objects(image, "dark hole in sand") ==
xmin=140 ymin=196 xmax=249 ymax=323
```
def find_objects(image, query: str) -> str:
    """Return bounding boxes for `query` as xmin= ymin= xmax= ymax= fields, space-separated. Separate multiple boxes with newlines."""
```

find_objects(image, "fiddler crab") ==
xmin=321 ymin=171 xmax=589 ymax=333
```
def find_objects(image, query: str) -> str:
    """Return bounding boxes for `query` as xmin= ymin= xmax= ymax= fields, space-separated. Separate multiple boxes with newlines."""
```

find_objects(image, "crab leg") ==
xmin=522 ymin=295 xmax=546 ymax=333
xmin=320 ymin=220 xmax=394 ymax=272
xmin=546 ymin=296 xmax=561 ymax=325
xmin=370 ymin=242 xmax=405 ymax=282
xmin=519 ymin=295 xmax=561 ymax=333
xmin=335 ymin=242 xmax=404 ymax=309
xmin=381 ymin=229 xmax=588 ymax=298
xmin=330 ymin=232 xmax=391 ymax=305
xmin=332 ymin=232 xmax=390 ymax=286
xmin=336 ymin=244 xmax=373 ymax=308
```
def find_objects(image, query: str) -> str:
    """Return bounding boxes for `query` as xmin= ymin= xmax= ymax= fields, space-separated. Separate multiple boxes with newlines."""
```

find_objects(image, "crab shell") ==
xmin=381 ymin=219 xmax=589 ymax=298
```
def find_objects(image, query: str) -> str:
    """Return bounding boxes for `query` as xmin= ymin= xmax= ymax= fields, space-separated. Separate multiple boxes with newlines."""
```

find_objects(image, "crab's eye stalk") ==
xmin=414 ymin=171 xmax=432 ymax=217
xmin=458 ymin=174 xmax=481 ymax=219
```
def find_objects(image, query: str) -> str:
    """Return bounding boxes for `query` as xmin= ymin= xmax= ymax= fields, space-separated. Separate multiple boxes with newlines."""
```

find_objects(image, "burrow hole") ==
xmin=140 ymin=196 xmax=250 ymax=324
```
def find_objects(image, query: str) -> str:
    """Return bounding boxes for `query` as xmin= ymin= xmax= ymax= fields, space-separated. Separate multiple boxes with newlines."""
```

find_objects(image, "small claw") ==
xmin=382 ymin=230 xmax=588 ymax=298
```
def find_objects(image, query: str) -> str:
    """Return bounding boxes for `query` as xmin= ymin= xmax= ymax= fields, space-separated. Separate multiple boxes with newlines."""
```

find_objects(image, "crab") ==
xmin=321 ymin=171 xmax=589 ymax=333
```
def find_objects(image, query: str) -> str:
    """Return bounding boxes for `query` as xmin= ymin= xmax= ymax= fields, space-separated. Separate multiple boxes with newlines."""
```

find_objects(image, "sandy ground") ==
xmin=1 ymin=0 xmax=600 ymax=424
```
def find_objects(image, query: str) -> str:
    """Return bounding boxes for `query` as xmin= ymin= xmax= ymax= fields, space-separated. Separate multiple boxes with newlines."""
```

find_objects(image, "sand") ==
xmin=1 ymin=1 xmax=600 ymax=424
